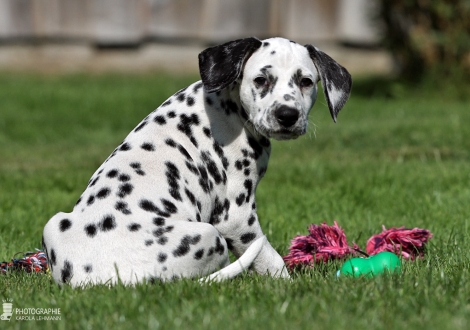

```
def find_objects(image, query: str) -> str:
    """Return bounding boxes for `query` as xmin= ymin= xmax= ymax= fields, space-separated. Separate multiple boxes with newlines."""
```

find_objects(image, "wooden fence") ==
xmin=0 ymin=0 xmax=378 ymax=46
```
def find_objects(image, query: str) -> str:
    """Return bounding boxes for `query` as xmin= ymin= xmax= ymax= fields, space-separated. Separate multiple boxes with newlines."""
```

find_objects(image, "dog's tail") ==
xmin=200 ymin=235 xmax=267 ymax=282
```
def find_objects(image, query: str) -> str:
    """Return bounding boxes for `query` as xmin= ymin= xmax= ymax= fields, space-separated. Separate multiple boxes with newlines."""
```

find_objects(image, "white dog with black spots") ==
xmin=42 ymin=37 xmax=352 ymax=287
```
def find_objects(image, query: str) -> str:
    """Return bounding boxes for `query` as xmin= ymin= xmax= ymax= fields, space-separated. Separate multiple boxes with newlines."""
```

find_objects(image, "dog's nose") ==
xmin=274 ymin=106 xmax=299 ymax=128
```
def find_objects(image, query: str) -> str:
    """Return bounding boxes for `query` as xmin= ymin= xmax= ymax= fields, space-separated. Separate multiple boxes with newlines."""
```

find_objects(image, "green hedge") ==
xmin=378 ymin=0 xmax=470 ymax=81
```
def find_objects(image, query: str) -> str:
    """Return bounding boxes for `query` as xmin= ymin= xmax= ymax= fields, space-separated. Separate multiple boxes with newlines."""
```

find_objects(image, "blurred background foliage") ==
xmin=378 ymin=0 xmax=470 ymax=83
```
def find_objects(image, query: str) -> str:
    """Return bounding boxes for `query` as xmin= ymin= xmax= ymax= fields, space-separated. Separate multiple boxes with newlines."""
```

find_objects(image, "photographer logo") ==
xmin=1 ymin=298 xmax=61 ymax=322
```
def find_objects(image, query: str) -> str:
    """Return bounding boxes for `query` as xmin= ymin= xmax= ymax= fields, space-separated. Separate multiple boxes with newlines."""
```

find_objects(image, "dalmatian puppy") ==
xmin=42 ymin=37 xmax=352 ymax=287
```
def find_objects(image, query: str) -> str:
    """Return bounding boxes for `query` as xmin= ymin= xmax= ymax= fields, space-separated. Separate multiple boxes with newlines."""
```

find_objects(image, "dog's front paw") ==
xmin=253 ymin=240 xmax=291 ymax=279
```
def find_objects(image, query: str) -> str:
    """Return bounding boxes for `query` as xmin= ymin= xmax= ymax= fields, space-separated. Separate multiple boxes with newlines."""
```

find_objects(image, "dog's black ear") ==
xmin=199 ymin=37 xmax=262 ymax=93
xmin=305 ymin=44 xmax=352 ymax=122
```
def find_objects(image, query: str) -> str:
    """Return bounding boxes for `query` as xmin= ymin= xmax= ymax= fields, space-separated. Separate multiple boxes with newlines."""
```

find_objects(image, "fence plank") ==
xmin=0 ymin=0 xmax=35 ymax=38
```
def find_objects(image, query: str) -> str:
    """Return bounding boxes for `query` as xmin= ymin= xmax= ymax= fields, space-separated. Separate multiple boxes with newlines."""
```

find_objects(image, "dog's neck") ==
xmin=214 ymin=81 xmax=269 ymax=143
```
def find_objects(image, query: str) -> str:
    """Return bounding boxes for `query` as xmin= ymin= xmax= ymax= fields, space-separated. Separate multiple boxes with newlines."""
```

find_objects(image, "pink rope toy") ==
xmin=283 ymin=221 xmax=433 ymax=270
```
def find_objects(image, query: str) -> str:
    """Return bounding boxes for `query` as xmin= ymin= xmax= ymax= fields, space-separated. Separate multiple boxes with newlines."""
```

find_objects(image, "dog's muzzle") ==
xmin=274 ymin=105 xmax=299 ymax=128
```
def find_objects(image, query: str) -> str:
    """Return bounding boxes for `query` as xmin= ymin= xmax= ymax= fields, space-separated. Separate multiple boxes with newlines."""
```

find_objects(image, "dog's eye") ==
xmin=300 ymin=78 xmax=314 ymax=88
xmin=254 ymin=77 xmax=268 ymax=87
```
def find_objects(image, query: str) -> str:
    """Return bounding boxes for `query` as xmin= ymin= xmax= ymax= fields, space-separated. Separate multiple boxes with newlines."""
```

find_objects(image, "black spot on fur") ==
xmin=106 ymin=150 xmax=117 ymax=162
xmin=118 ymin=174 xmax=130 ymax=182
xmin=168 ymin=111 xmax=176 ymax=118
xmin=89 ymin=176 xmax=100 ymax=187
xmin=207 ymin=247 xmax=214 ymax=256
xmin=235 ymin=160 xmax=243 ymax=170
xmin=120 ymin=143 xmax=131 ymax=151
xmin=139 ymin=199 xmax=172 ymax=218
xmin=185 ymin=188 xmax=197 ymax=205
xmin=117 ymin=183 xmax=133 ymax=198
xmin=107 ymin=169 xmax=119 ymax=178
xmin=248 ymin=215 xmax=256 ymax=226
xmin=84 ymin=264 xmax=93 ymax=273
xmin=85 ymin=224 xmax=96 ymax=237
xmin=177 ymin=92 xmax=186 ymax=102
xmin=141 ymin=142 xmax=155 ymax=151
xmin=153 ymin=225 xmax=173 ymax=238
xmin=212 ymin=141 xmax=229 ymax=170
xmin=157 ymin=236 xmax=168 ymax=245
xmin=100 ymin=215 xmax=116 ymax=232
xmin=140 ymin=199 xmax=160 ymax=213
xmin=251 ymin=88 xmax=256 ymax=101
xmin=244 ymin=180 xmax=253 ymax=202
xmin=225 ymin=238 xmax=234 ymax=250
xmin=97 ymin=187 xmax=111 ymax=199
xmin=193 ymin=82 xmax=203 ymax=93
xmin=59 ymin=219 xmax=72 ymax=232
xmin=209 ymin=196 xmax=230 ymax=225
xmin=61 ymin=260 xmax=73 ymax=283
xmin=87 ymin=195 xmax=95 ymax=206
xmin=194 ymin=249 xmax=204 ymax=260
xmin=158 ymin=253 xmax=168 ymax=263
xmin=284 ymin=94 xmax=295 ymax=101
xmin=186 ymin=96 xmax=195 ymax=107
xmin=271 ymin=50 xmax=276 ymax=55
xmin=115 ymin=201 xmax=132 ymax=215
xmin=165 ymin=139 xmax=193 ymax=161
xmin=240 ymin=232 xmax=256 ymax=244
xmin=248 ymin=137 xmax=264 ymax=159
xmin=172 ymin=234 xmax=202 ymax=257
xmin=50 ymin=249 xmax=57 ymax=266
xmin=203 ymin=127 xmax=211 ymax=138
xmin=161 ymin=199 xmax=178 ymax=214
xmin=153 ymin=228 xmax=165 ymax=237
xmin=214 ymin=237 xmax=225 ymax=255
xmin=236 ymin=193 xmax=246 ymax=206
xmin=178 ymin=145 xmax=193 ymax=161
xmin=130 ymin=162 xmax=145 ymax=176
xmin=165 ymin=162 xmax=182 ymax=201
xmin=153 ymin=217 xmax=165 ymax=226
xmin=197 ymin=165 xmax=211 ymax=193
xmin=145 ymin=240 xmax=154 ymax=246
xmin=134 ymin=121 xmax=148 ymax=132
xmin=185 ymin=161 xmax=199 ymax=176
xmin=290 ymin=69 xmax=303 ymax=88
xmin=165 ymin=138 xmax=177 ymax=148
xmin=75 ymin=196 xmax=82 ymax=206
xmin=128 ymin=223 xmax=141 ymax=232
xmin=154 ymin=115 xmax=166 ymax=125
xmin=263 ymin=42 xmax=270 ymax=47
xmin=177 ymin=114 xmax=200 ymax=147
xmin=162 ymin=99 xmax=172 ymax=107
xmin=201 ymin=151 xmax=224 ymax=185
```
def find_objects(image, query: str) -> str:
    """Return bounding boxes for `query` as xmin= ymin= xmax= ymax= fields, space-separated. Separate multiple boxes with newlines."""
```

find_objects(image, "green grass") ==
xmin=1 ymin=72 xmax=470 ymax=329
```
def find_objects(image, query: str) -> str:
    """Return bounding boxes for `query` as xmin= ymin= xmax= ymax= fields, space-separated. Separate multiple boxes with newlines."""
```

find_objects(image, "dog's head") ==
xmin=199 ymin=37 xmax=352 ymax=140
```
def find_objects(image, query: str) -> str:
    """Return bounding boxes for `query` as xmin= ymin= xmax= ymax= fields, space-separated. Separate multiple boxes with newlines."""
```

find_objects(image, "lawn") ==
xmin=0 ymin=72 xmax=469 ymax=329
